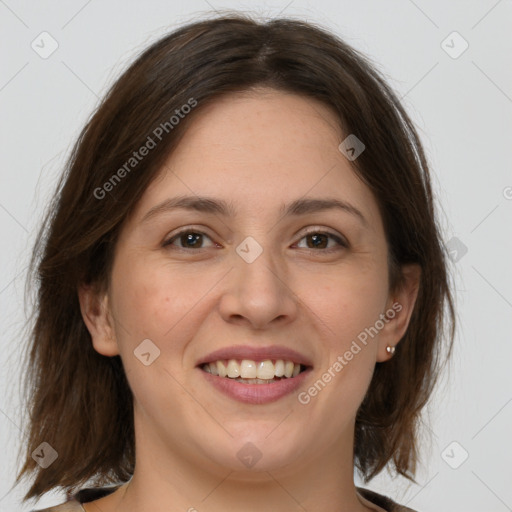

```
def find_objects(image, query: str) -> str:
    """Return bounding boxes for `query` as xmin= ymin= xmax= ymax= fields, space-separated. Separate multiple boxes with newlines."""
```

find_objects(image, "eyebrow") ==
xmin=141 ymin=195 xmax=368 ymax=227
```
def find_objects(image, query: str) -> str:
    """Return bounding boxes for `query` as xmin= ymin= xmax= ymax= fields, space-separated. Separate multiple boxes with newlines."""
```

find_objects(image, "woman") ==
xmin=16 ymin=12 xmax=455 ymax=512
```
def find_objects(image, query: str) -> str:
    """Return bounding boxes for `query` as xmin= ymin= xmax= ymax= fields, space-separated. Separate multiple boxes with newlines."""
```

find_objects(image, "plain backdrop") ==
xmin=1 ymin=1 xmax=511 ymax=511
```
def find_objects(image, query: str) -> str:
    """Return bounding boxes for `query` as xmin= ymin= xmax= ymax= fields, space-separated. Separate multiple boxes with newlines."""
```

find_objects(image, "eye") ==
xmin=294 ymin=229 xmax=348 ymax=252
xmin=163 ymin=227 xmax=348 ymax=253
xmin=163 ymin=229 xmax=216 ymax=250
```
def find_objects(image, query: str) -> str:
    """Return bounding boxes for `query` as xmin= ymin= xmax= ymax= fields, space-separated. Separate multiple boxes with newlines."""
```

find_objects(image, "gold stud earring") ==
xmin=386 ymin=345 xmax=396 ymax=355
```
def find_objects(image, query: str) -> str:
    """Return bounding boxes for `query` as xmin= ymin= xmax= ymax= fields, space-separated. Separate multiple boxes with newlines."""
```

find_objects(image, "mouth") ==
xmin=198 ymin=360 xmax=312 ymax=404
xmin=196 ymin=345 xmax=314 ymax=403
xmin=199 ymin=358 xmax=311 ymax=384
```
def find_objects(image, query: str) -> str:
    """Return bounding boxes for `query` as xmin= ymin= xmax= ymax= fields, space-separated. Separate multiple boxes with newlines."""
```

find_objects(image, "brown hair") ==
xmin=15 ymin=11 xmax=455 ymax=502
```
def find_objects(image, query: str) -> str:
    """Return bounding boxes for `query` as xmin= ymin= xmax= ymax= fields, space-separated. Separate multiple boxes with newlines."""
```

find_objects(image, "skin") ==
xmin=79 ymin=88 xmax=420 ymax=512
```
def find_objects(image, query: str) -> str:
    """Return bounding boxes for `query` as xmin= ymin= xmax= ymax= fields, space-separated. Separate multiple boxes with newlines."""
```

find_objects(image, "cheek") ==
xmin=318 ymin=270 xmax=387 ymax=393
xmin=301 ymin=278 xmax=382 ymax=427
xmin=110 ymin=256 xmax=205 ymax=349
xmin=109 ymin=260 xmax=203 ymax=411
xmin=304 ymin=264 xmax=389 ymax=345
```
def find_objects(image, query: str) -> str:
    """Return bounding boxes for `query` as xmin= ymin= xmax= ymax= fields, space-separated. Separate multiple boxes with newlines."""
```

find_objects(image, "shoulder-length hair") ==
xmin=16 ymin=12 xmax=455 ymax=502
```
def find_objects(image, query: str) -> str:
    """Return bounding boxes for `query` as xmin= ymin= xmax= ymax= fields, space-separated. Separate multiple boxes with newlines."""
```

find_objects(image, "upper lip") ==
xmin=196 ymin=344 xmax=313 ymax=367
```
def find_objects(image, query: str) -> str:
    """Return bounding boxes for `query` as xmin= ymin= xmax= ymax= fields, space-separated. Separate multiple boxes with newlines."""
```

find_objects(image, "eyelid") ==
xmin=163 ymin=226 xmax=349 ymax=250
xmin=296 ymin=227 xmax=349 ymax=249
xmin=163 ymin=226 xmax=216 ymax=248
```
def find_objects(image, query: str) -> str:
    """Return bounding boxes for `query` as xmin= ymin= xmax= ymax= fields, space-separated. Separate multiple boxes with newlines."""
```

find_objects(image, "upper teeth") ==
xmin=202 ymin=359 xmax=302 ymax=379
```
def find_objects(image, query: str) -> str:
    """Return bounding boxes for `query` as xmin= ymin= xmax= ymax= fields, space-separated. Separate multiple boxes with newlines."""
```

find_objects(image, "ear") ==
xmin=377 ymin=264 xmax=421 ymax=362
xmin=78 ymin=283 xmax=119 ymax=357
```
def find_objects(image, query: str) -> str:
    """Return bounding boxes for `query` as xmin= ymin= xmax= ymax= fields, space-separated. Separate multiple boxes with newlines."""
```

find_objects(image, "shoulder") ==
xmin=357 ymin=486 xmax=419 ymax=512
xmin=31 ymin=500 xmax=83 ymax=512
xmin=31 ymin=485 xmax=121 ymax=512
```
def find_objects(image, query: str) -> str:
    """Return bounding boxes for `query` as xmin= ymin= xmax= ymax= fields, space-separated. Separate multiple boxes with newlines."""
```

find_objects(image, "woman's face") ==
xmin=82 ymin=88 xmax=417 ymax=478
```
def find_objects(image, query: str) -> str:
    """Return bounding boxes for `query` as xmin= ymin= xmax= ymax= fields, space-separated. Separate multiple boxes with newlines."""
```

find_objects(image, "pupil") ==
xmin=309 ymin=234 xmax=327 ymax=249
xmin=184 ymin=233 xmax=201 ymax=248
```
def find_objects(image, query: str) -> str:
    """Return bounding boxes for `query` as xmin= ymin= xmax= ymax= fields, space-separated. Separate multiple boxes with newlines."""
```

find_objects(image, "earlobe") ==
xmin=77 ymin=283 xmax=119 ymax=357
xmin=377 ymin=263 xmax=421 ymax=362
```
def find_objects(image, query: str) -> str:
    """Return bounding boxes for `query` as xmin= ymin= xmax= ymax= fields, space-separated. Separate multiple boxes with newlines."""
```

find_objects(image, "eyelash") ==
xmin=162 ymin=227 xmax=348 ymax=253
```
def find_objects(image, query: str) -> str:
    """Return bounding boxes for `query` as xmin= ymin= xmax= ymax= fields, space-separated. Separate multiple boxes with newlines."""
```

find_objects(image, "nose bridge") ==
xmin=219 ymin=232 xmax=296 ymax=327
xmin=234 ymin=233 xmax=286 ymax=292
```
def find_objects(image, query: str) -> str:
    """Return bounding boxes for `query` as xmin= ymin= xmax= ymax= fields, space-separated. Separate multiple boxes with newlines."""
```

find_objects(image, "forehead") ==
xmin=184 ymin=87 xmax=343 ymax=154
xmin=130 ymin=89 xmax=382 ymax=231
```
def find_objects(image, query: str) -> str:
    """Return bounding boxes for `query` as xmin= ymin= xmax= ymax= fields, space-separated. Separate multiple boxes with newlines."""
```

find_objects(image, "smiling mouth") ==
xmin=200 ymin=358 xmax=309 ymax=384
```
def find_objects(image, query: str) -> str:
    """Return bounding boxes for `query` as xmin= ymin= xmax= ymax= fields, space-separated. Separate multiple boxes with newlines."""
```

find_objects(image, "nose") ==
xmin=218 ymin=239 xmax=298 ymax=330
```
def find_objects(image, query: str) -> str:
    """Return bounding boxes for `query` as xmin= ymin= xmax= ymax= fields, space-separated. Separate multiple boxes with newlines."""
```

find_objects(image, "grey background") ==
xmin=1 ymin=1 xmax=511 ymax=510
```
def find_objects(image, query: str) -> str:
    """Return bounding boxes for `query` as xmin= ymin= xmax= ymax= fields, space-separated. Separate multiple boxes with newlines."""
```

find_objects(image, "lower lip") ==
xmin=198 ymin=367 xmax=313 ymax=404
